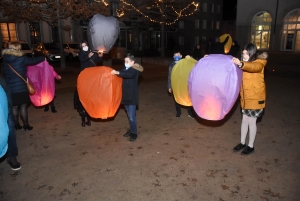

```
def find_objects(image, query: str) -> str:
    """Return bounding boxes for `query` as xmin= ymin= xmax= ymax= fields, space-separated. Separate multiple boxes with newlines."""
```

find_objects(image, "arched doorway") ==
xmin=251 ymin=12 xmax=272 ymax=49
xmin=281 ymin=9 xmax=300 ymax=51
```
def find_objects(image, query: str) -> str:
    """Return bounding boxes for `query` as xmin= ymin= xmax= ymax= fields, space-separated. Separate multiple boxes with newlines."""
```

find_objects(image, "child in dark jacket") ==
xmin=111 ymin=54 xmax=143 ymax=142
xmin=168 ymin=50 xmax=195 ymax=118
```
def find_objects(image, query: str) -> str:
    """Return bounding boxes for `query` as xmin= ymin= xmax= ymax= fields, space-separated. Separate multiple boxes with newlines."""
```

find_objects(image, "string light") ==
xmin=117 ymin=0 xmax=198 ymax=25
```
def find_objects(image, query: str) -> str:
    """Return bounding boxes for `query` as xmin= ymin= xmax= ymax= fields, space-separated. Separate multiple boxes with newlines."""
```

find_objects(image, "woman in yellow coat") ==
xmin=232 ymin=43 xmax=268 ymax=155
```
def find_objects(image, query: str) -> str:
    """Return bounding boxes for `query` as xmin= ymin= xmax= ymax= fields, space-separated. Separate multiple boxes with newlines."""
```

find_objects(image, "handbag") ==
xmin=8 ymin=64 xmax=36 ymax=95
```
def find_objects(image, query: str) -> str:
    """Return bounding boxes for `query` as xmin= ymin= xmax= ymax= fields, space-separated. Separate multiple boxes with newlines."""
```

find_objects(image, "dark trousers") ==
xmin=173 ymin=95 xmax=194 ymax=116
xmin=7 ymin=111 xmax=18 ymax=157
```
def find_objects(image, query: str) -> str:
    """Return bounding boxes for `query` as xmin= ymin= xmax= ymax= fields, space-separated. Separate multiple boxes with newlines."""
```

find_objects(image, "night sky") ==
xmin=223 ymin=0 xmax=237 ymax=20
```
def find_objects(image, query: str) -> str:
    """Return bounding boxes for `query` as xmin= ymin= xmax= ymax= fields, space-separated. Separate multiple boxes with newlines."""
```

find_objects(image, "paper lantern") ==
xmin=77 ymin=66 xmax=122 ymax=119
xmin=171 ymin=57 xmax=197 ymax=106
xmin=0 ymin=86 xmax=8 ymax=157
xmin=87 ymin=14 xmax=120 ymax=53
xmin=219 ymin=34 xmax=232 ymax=54
xmin=188 ymin=54 xmax=242 ymax=120
xmin=27 ymin=61 xmax=55 ymax=106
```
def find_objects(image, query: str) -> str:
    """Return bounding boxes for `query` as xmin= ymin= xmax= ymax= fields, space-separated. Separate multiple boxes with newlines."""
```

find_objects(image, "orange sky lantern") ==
xmin=77 ymin=66 xmax=122 ymax=119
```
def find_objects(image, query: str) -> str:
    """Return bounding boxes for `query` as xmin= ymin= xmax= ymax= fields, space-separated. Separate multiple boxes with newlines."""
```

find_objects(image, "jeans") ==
xmin=124 ymin=105 xmax=137 ymax=134
xmin=7 ymin=111 xmax=18 ymax=157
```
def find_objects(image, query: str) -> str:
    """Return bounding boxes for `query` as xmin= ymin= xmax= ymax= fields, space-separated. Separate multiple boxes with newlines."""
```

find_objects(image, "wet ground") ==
xmin=0 ymin=56 xmax=299 ymax=201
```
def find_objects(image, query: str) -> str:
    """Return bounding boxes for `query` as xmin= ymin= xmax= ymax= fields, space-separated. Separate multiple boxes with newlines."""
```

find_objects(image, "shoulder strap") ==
xmin=8 ymin=64 xmax=27 ymax=83
xmin=90 ymin=59 xmax=96 ymax=66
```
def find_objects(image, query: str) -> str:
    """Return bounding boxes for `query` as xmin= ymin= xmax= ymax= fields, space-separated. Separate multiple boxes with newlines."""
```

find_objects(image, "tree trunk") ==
xmin=160 ymin=23 xmax=165 ymax=57
xmin=56 ymin=0 xmax=66 ymax=70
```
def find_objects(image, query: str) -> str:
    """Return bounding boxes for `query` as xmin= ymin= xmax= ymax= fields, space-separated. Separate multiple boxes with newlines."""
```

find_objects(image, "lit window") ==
xmin=0 ymin=23 xmax=17 ymax=41
xmin=216 ymin=21 xmax=220 ymax=30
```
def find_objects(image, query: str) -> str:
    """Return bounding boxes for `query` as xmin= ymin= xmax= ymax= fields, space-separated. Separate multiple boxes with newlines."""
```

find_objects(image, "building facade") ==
xmin=1 ymin=0 xmax=223 ymax=56
xmin=236 ymin=0 xmax=300 ymax=51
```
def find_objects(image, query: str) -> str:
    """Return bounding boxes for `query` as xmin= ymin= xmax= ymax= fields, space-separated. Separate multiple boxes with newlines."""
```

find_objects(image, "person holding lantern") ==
xmin=2 ymin=42 xmax=45 ymax=131
xmin=44 ymin=67 xmax=61 ymax=113
xmin=74 ymin=40 xmax=103 ymax=127
xmin=232 ymin=43 xmax=268 ymax=155
xmin=168 ymin=50 xmax=195 ymax=118
xmin=111 ymin=53 xmax=143 ymax=142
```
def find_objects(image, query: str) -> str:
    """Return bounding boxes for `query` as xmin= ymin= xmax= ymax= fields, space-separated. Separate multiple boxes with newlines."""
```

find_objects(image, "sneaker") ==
xmin=129 ymin=133 xmax=138 ymax=141
xmin=123 ymin=130 xmax=131 ymax=137
xmin=176 ymin=113 xmax=181 ymax=118
xmin=44 ymin=107 xmax=49 ymax=112
xmin=233 ymin=143 xmax=246 ymax=152
xmin=241 ymin=146 xmax=254 ymax=155
xmin=7 ymin=157 xmax=21 ymax=171
xmin=188 ymin=114 xmax=195 ymax=119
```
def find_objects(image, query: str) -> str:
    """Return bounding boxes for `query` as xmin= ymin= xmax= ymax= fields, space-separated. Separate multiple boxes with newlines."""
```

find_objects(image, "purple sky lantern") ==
xmin=188 ymin=54 xmax=242 ymax=120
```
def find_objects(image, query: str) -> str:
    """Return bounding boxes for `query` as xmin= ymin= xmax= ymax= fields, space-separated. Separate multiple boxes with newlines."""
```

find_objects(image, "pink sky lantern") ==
xmin=77 ymin=66 xmax=122 ymax=119
xmin=188 ymin=54 xmax=242 ymax=120
xmin=27 ymin=61 xmax=56 ymax=106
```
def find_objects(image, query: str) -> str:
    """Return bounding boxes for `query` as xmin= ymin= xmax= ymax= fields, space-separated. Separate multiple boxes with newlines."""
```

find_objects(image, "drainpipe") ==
xmin=272 ymin=0 xmax=279 ymax=51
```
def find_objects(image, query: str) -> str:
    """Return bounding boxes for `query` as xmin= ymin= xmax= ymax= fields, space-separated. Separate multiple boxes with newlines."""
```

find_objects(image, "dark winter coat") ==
xmin=118 ymin=63 xmax=143 ymax=105
xmin=212 ymin=36 xmax=229 ymax=54
xmin=78 ymin=51 xmax=103 ymax=71
xmin=2 ymin=49 xmax=45 ymax=94
xmin=229 ymin=44 xmax=241 ymax=58
xmin=192 ymin=47 xmax=202 ymax=60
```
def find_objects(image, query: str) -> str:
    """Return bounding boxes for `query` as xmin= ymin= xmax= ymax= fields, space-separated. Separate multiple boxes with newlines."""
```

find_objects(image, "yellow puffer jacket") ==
xmin=240 ymin=52 xmax=268 ymax=109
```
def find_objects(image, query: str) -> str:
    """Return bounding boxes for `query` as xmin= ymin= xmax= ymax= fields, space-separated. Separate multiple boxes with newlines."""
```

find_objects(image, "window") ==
xmin=203 ymin=3 xmax=207 ymax=12
xmin=217 ymin=5 xmax=221 ymax=14
xmin=0 ymin=23 xmax=17 ymax=41
xmin=28 ymin=22 xmax=41 ymax=44
xmin=251 ymin=11 xmax=272 ymax=49
xmin=202 ymin=36 xmax=206 ymax=42
xmin=216 ymin=21 xmax=220 ymax=30
xmin=281 ymin=9 xmax=300 ymax=51
xmin=179 ymin=20 xmax=184 ymax=29
xmin=195 ymin=36 xmax=199 ymax=45
xmin=195 ymin=19 xmax=200 ymax=29
xmin=211 ymin=4 xmax=214 ymax=13
xmin=179 ymin=36 xmax=184 ymax=45
xmin=211 ymin=21 xmax=214 ymax=30
xmin=202 ymin=20 xmax=207 ymax=29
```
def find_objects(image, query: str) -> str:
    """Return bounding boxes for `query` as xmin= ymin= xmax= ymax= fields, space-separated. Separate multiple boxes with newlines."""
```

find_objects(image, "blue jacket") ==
xmin=2 ymin=49 xmax=44 ymax=94
xmin=78 ymin=51 xmax=103 ymax=71
xmin=118 ymin=63 xmax=143 ymax=105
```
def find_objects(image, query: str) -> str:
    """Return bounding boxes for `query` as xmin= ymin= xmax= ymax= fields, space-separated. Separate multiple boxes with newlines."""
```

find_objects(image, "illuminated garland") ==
xmin=117 ymin=0 xmax=198 ymax=25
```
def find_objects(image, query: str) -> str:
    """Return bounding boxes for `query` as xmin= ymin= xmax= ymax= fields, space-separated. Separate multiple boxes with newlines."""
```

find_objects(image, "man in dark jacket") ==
xmin=0 ymin=76 xmax=21 ymax=170
xmin=111 ymin=54 xmax=143 ymax=141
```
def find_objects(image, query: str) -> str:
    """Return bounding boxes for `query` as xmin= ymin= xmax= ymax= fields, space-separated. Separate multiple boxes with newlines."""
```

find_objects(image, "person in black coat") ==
xmin=2 ymin=42 xmax=45 ymax=131
xmin=0 ymin=76 xmax=21 ymax=170
xmin=211 ymin=36 xmax=229 ymax=54
xmin=75 ymin=41 xmax=103 ymax=126
xmin=78 ymin=41 xmax=103 ymax=71
xmin=228 ymin=40 xmax=241 ymax=58
xmin=111 ymin=54 xmax=143 ymax=142
xmin=192 ymin=44 xmax=202 ymax=60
